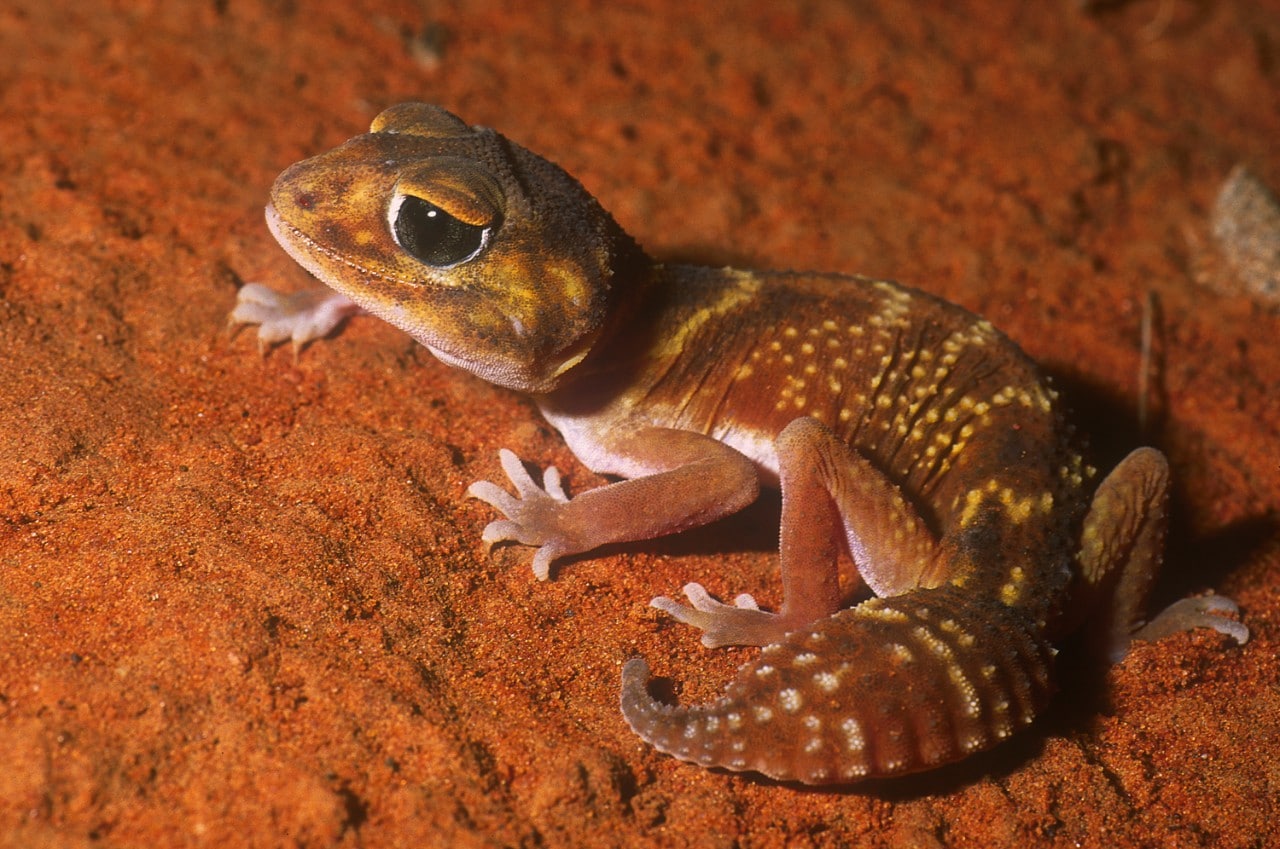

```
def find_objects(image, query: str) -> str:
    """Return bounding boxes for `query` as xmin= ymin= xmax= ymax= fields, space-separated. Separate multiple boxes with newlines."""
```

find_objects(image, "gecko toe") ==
xmin=468 ymin=480 xmax=520 ymax=513
xmin=1126 ymin=594 xmax=1250 ymax=659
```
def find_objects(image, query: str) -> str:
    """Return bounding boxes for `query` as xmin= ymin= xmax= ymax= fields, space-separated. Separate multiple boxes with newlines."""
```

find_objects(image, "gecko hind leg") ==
xmin=1076 ymin=447 xmax=1248 ymax=662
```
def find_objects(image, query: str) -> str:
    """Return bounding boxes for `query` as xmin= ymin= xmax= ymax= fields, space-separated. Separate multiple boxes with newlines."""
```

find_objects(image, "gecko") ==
xmin=230 ymin=103 xmax=1248 ymax=784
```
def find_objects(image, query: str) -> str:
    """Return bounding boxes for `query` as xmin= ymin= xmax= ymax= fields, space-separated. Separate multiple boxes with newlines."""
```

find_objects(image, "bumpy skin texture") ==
xmin=232 ymin=103 xmax=1248 ymax=785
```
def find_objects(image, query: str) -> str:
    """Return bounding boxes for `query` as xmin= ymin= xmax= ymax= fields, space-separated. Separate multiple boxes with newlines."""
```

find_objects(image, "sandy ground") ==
xmin=1 ymin=1 xmax=1278 ymax=846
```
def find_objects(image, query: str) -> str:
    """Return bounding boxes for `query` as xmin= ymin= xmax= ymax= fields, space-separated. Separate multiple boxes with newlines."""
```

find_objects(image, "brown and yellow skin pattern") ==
xmin=239 ymin=103 xmax=1247 ymax=785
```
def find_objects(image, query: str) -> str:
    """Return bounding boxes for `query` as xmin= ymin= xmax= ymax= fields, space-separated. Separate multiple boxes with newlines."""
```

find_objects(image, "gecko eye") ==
xmin=391 ymin=194 xmax=492 ymax=267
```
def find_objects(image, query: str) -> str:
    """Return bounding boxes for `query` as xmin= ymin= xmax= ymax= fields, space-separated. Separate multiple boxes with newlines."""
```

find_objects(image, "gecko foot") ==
xmin=651 ymin=582 xmax=794 ymax=648
xmin=467 ymin=449 xmax=576 ymax=580
xmin=1125 ymin=594 xmax=1249 ymax=660
xmin=229 ymin=283 xmax=364 ymax=354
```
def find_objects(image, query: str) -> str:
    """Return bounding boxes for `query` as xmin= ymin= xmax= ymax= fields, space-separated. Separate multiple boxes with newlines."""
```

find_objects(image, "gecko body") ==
xmin=232 ymin=103 xmax=1246 ymax=784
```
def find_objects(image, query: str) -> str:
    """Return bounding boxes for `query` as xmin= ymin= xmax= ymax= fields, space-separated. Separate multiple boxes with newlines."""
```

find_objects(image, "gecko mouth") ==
xmin=265 ymin=203 xmax=408 ymax=292
xmin=264 ymin=203 xmax=317 ymax=276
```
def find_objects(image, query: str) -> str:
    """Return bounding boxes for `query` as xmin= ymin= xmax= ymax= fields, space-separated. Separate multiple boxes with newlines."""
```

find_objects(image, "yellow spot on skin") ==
xmin=833 ymin=357 xmax=848 ymax=370
xmin=994 ymin=486 xmax=1040 ymax=524
xmin=857 ymin=605 xmax=910 ymax=623
xmin=784 ymin=327 xmax=799 ymax=338
xmin=1000 ymin=565 xmax=1025 ymax=603
xmin=735 ymin=364 xmax=754 ymax=380
xmin=801 ymin=342 xmax=815 ymax=355
xmin=949 ymin=663 xmax=981 ymax=718
xmin=939 ymin=619 xmax=976 ymax=647
xmin=958 ymin=488 xmax=985 ymax=527
xmin=888 ymin=643 xmax=915 ymax=663
xmin=823 ymin=319 xmax=838 ymax=331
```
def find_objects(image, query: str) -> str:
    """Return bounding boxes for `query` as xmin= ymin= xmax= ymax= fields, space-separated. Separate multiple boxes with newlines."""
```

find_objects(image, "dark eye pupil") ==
xmin=393 ymin=196 xmax=488 ymax=267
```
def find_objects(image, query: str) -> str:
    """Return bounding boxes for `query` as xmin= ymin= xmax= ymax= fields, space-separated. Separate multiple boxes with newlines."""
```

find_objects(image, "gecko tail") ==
xmin=621 ymin=586 xmax=1057 ymax=784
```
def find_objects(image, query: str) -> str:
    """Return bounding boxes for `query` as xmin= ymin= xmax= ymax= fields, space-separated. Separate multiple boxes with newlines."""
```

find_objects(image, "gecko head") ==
xmin=266 ymin=102 xmax=647 ymax=393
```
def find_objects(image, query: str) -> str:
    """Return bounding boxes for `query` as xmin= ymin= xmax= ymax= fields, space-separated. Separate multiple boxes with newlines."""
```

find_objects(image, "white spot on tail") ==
xmin=841 ymin=717 xmax=865 ymax=751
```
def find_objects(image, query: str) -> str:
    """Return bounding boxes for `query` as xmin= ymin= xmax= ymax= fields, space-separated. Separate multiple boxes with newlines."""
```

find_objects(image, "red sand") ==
xmin=1 ymin=1 xmax=1277 ymax=846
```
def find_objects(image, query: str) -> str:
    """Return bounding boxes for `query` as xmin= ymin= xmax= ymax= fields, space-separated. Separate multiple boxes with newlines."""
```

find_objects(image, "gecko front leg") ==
xmin=652 ymin=416 xmax=941 ymax=647
xmin=468 ymin=427 xmax=760 ymax=580
xmin=229 ymin=284 xmax=364 ymax=353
